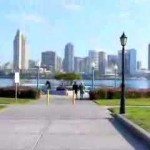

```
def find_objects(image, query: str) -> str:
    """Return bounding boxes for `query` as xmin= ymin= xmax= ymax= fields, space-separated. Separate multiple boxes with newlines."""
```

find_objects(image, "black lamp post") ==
xmin=120 ymin=32 xmax=127 ymax=114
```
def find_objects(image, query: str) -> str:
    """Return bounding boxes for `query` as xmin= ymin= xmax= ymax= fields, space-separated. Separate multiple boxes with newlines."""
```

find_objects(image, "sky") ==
xmin=0 ymin=0 xmax=150 ymax=68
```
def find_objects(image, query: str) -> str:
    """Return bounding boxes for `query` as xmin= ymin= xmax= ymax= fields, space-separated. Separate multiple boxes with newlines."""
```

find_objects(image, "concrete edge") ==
xmin=115 ymin=114 xmax=150 ymax=147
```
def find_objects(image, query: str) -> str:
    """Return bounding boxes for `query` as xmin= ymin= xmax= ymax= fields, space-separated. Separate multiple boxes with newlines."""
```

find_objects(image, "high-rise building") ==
xmin=82 ymin=57 xmax=89 ymax=74
xmin=137 ymin=61 xmax=142 ymax=70
xmin=74 ymin=57 xmax=83 ymax=73
xmin=148 ymin=44 xmax=150 ymax=70
xmin=63 ymin=43 xmax=74 ymax=72
xmin=13 ymin=30 xmax=28 ymax=71
xmin=29 ymin=60 xmax=36 ymax=69
xmin=56 ymin=56 xmax=62 ymax=72
xmin=41 ymin=51 xmax=57 ymax=72
xmin=98 ymin=51 xmax=106 ymax=76
xmin=118 ymin=49 xmax=137 ymax=76
xmin=128 ymin=49 xmax=137 ymax=75
xmin=88 ymin=50 xmax=98 ymax=72
xmin=107 ymin=55 xmax=118 ymax=68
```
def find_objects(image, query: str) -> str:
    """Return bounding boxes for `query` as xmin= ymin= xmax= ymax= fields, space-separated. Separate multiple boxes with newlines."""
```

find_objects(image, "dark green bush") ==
xmin=89 ymin=88 xmax=150 ymax=100
xmin=0 ymin=86 xmax=40 ymax=99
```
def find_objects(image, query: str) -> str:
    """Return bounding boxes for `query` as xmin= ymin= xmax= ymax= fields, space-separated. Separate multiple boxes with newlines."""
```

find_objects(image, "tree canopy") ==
xmin=54 ymin=73 xmax=81 ymax=80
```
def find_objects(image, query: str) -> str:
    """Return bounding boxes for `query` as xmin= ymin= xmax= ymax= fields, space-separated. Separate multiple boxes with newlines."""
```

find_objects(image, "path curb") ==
xmin=115 ymin=114 xmax=150 ymax=147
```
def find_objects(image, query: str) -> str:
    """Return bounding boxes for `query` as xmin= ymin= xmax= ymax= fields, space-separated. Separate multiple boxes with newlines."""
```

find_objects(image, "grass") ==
xmin=0 ymin=105 xmax=6 ymax=110
xmin=95 ymin=98 xmax=150 ymax=106
xmin=96 ymin=98 xmax=150 ymax=132
xmin=0 ymin=98 xmax=34 ymax=104
xmin=109 ymin=107 xmax=150 ymax=133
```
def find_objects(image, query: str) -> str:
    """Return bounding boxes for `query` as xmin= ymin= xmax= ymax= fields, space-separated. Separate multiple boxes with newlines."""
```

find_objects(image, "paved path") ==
xmin=0 ymin=95 xmax=149 ymax=150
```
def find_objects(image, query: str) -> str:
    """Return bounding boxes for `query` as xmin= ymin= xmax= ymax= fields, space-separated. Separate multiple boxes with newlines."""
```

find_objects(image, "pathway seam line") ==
xmin=31 ymin=121 xmax=51 ymax=150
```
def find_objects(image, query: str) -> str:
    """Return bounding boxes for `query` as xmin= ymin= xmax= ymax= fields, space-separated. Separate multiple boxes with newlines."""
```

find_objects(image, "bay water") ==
xmin=0 ymin=78 xmax=150 ymax=89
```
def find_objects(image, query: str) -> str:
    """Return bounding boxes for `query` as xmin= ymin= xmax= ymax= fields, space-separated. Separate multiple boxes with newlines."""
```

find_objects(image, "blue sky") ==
xmin=0 ymin=0 xmax=150 ymax=68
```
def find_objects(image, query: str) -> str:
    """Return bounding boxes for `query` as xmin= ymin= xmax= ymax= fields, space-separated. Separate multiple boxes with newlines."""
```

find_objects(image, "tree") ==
xmin=54 ymin=73 xmax=81 ymax=85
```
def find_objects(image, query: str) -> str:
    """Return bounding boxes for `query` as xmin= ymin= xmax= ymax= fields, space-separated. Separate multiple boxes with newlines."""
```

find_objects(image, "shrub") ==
xmin=0 ymin=86 xmax=40 ymax=99
xmin=89 ymin=88 xmax=150 ymax=100
xmin=89 ymin=90 xmax=97 ymax=100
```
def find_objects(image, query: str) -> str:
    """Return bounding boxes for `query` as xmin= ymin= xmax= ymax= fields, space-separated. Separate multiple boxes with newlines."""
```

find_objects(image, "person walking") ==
xmin=79 ymin=82 xmax=85 ymax=100
xmin=72 ymin=81 xmax=78 ymax=100
xmin=45 ymin=80 xmax=51 ymax=90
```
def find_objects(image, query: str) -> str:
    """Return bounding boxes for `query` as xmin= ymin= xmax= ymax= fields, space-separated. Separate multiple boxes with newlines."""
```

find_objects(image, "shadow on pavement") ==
xmin=108 ymin=117 xmax=149 ymax=150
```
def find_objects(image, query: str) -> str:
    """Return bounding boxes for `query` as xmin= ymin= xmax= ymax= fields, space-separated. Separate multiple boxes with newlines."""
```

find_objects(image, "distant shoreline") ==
xmin=0 ymin=77 xmax=148 ymax=80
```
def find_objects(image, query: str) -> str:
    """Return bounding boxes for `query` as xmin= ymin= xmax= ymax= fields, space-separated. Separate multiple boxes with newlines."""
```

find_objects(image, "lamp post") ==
xmin=91 ymin=62 xmax=96 ymax=89
xmin=114 ymin=64 xmax=118 ymax=88
xmin=120 ymin=32 xmax=127 ymax=114
xmin=36 ymin=61 xmax=41 ymax=89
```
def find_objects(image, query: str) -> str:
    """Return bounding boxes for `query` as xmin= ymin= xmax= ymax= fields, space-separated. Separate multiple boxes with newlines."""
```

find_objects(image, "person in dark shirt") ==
xmin=72 ymin=81 xmax=78 ymax=99
xmin=79 ymin=82 xmax=85 ymax=100
xmin=45 ymin=80 xmax=51 ymax=90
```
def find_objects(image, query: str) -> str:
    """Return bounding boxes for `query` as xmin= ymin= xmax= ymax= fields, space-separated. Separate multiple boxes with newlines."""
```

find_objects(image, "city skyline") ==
xmin=0 ymin=37 xmax=145 ymax=72
xmin=1 ymin=0 xmax=150 ymax=68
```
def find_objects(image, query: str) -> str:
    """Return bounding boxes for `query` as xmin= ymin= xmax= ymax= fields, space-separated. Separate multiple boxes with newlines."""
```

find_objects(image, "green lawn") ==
xmin=0 ymin=98 xmax=34 ymax=104
xmin=95 ymin=98 xmax=150 ymax=106
xmin=0 ymin=105 xmax=6 ymax=110
xmin=109 ymin=107 xmax=150 ymax=132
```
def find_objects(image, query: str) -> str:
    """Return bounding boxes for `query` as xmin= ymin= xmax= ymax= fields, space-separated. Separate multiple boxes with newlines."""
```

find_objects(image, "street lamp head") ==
xmin=114 ymin=64 xmax=118 ymax=70
xmin=36 ymin=60 xmax=41 ymax=67
xmin=120 ymin=32 xmax=127 ymax=46
xmin=91 ymin=62 xmax=96 ymax=69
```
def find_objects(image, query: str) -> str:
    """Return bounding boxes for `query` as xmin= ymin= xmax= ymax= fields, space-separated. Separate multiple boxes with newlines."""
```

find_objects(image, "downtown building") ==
xmin=63 ymin=43 xmax=74 ymax=73
xmin=74 ymin=57 xmax=83 ymax=73
xmin=98 ymin=51 xmax=106 ymax=76
xmin=81 ymin=57 xmax=89 ymax=74
xmin=118 ymin=49 xmax=137 ymax=76
xmin=107 ymin=55 xmax=118 ymax=68
xmin=41 ymin=51 xmax=57 ymax=72
xmin=56 ymin=56 xmax=62 ymax=72
xmin=88 ymin=50 xmax=98 ymax=73
xmin=13 ymin=30 xmax=28 ymax=72
xmin=128 ymin=49 xmax=137 ymax=75
xmin=137 ymin=61 xmax=142 ymax=70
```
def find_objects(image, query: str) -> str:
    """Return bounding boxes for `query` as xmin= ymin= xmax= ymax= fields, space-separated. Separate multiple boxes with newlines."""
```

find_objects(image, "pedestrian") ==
xmin=79 ymin=82 xmax=85 ymax=100
xmin=72 ymin=81 xmax=78 ymax=99
xmin=45 ymin=80 xmax=51 ymax=90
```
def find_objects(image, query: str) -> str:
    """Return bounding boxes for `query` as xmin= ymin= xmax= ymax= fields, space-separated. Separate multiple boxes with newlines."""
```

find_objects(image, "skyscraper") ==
xmin=128 ymin=49 xmax=137 ymax=75
xmin=56 ymin=56 xmax=62 ymax=72
xmin=88 ymin=50 xmax=98 ymax=72
xmin=98 ymin=51 xmax=106 ymax=76
xmin=107 ymin=55 xmax=118 ymax=68
xmin=74 ymin=57 xmax=83 ymax=73
xmin=148 ymin=44 xmax=150 ymax=70
xmin=137 ymin=61 xmax=142 ymax=70
xmin=13 ymin=30 xmax=28 ymax=72
xmin=41 ymin=51 xmax=57 ymax=72
xmin=118 ymin=49 xmax=137 ymax=76
xmin=82 ymin=57 xmax=89 ymax=74
xmin=63 ymin=43 xmax=74 ymax=72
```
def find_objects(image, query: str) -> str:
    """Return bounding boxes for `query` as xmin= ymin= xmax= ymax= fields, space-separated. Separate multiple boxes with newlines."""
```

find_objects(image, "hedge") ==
xmin=89 ymin=88 xmax=150 ymax=100
xmin=0 ymin=86 xmax=40 ymax=99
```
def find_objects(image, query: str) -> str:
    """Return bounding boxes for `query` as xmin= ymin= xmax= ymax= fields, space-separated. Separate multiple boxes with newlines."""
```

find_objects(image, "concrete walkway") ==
xmin=0 ymin=95 xmax=149 ymax=150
